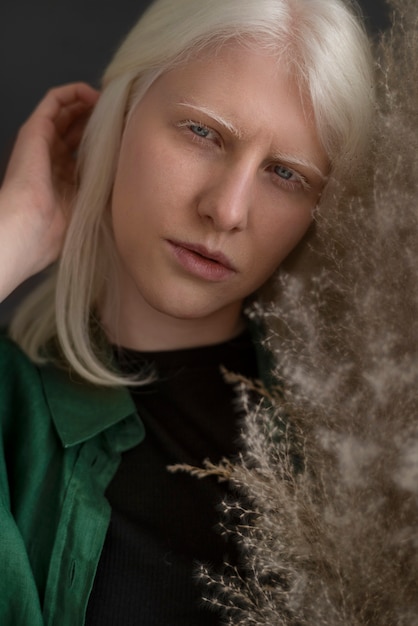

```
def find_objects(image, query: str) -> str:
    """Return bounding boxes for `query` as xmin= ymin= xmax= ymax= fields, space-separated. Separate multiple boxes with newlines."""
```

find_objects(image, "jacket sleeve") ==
xmin=0 ymin=334 xmax=46 ymax=626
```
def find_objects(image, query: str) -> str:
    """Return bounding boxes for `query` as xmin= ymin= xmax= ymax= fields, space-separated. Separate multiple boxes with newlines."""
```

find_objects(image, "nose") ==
xmin=197 ymin=163 xmax=253 ymax=232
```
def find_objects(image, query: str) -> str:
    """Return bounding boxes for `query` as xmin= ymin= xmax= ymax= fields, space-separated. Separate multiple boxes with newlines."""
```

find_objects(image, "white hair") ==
xmin=11 ymin=0 xmax=375 ymax=386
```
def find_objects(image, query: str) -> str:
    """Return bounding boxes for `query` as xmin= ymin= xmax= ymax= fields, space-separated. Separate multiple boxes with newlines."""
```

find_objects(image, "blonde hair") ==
xmin=11 ymin=0 xmax=375 ymax=386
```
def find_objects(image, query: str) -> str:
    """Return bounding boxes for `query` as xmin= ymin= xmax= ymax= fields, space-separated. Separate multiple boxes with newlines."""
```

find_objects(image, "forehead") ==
xmin=135 ymin=41 xmax=327 ymax=173
xmin=162 ymin=40 xmax=305 ymax=115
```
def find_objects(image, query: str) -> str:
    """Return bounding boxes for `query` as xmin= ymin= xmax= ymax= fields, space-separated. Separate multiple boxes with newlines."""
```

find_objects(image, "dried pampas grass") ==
xmin=189 ymin=1 xmax=418 ymax=623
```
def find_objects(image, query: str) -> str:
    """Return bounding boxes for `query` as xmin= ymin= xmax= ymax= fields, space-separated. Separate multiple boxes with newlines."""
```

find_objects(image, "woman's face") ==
xmin=108 ymin=42 xmax=328 ymax=349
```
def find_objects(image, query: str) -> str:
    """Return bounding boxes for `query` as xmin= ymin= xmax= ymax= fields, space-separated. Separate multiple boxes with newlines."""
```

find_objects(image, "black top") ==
xmin=85 ymin=330 xmax=258 ymax=626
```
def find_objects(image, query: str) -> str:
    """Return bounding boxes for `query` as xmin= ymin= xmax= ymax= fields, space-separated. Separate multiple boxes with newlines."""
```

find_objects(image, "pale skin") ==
xmin=103 ymin=43 xmax=328 ymax=350
xmin=0 ymin=83 xmax=99 ymax=302
xmin=0 ymin=43 xmax=328 ymax=353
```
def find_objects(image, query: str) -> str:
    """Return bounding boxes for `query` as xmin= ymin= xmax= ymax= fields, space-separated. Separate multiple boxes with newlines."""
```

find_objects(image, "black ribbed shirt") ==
xmin=85 ymin=330 xmax=257 ymax=625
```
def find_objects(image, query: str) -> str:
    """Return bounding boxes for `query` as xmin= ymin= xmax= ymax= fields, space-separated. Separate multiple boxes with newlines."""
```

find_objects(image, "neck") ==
xmin=100 ymin=291 xmax=246 ymax=352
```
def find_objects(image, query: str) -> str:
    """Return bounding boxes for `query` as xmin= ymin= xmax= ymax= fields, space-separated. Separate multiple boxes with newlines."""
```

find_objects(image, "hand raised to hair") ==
xmin=0 ymin=83 xmax=99 ymax=302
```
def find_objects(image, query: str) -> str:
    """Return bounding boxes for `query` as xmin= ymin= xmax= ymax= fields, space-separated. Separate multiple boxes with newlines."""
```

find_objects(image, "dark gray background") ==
xmin=0 ymin=0 xmax=390 ymax=323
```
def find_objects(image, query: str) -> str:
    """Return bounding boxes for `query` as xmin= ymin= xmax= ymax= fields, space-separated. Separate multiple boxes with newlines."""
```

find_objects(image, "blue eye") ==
xmin=190 ymin=124 xmax=210 ymax=138
xmin=274 ymin=165 xmax=294 ymax=180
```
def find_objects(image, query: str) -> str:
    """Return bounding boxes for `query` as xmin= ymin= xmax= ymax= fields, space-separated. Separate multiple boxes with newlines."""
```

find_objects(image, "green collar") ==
xmin=37 ymin=320 xmax=273 ymax=449
xmin=39 ymin=362 xmax=138 ymax=448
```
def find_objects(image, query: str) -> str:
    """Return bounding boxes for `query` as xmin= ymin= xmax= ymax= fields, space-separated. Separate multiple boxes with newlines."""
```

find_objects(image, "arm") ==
xmin=0 ymin=83 xmax=99 ymax=302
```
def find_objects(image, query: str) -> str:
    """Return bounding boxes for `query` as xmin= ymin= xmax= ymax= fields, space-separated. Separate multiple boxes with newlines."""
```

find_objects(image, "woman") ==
xmin=0 ymin=0 xmax=374 ymax=624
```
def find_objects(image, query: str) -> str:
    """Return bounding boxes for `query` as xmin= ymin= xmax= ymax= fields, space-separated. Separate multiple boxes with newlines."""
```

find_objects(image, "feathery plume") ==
xmin=195 ymin=2 xmax=418 ymax=623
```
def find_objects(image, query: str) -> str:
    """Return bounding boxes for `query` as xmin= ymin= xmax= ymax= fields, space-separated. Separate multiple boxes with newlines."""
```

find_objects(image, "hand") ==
xmin=0 ymin=82 xmax=99 ymax=302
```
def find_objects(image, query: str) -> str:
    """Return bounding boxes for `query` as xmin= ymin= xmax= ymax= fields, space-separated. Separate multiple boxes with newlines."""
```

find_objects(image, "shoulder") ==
xmin=0 ymin=331 xmax=53 ymax=441
xmin=0 ymin=328 xmax=138 ymax=448
xmin=0 ymin=328 xmax=39 ymax=381
xmin=0 ymin=329 xmax=44 ymax=397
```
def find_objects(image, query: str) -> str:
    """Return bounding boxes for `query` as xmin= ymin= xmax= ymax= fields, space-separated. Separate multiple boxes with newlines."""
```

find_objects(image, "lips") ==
xmin=166 ymin=239 xmax=237 ymax=281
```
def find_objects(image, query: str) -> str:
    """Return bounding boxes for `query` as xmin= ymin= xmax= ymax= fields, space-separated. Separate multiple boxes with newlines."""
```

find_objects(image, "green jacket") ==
xmin=0 ymin=334 xmax=145 ymax=625
xmin=0 ymin=325 xmax=273 ymax=625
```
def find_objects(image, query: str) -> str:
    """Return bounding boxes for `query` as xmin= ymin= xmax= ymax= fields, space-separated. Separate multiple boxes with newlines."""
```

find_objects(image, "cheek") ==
xmin=256 ymin=209 xmax=312 ymax=265
xmin=111 ymin=140 xmax=159 ymax=227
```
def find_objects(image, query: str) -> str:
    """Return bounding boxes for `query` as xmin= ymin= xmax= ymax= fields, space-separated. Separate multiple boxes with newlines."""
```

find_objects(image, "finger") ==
xmin=33 ymin=83 xmax=99 ymax=124
xmin=62 ymin=114 xmax=91 ymax=152
xmin=48 ymin=126 xmax=85 ymax=177
xmin=48 ymin=104 xmax=95 ymax=164
xmin=30 ymin=84 xmax=99 ymax=147
xmin=4 ymin=84 xmax=98 ymax=182
xmin=54 ymin=99 xmax=96 ymax=137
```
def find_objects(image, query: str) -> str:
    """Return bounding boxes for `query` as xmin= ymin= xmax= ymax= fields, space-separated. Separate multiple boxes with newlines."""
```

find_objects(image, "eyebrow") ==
xmin=271 ymin=152 xmax=329 ymax=182
xmin=175 ymin=100 xmax=328 ymax=181
xmin=176 ymin=101 xmax=244 ymax=139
